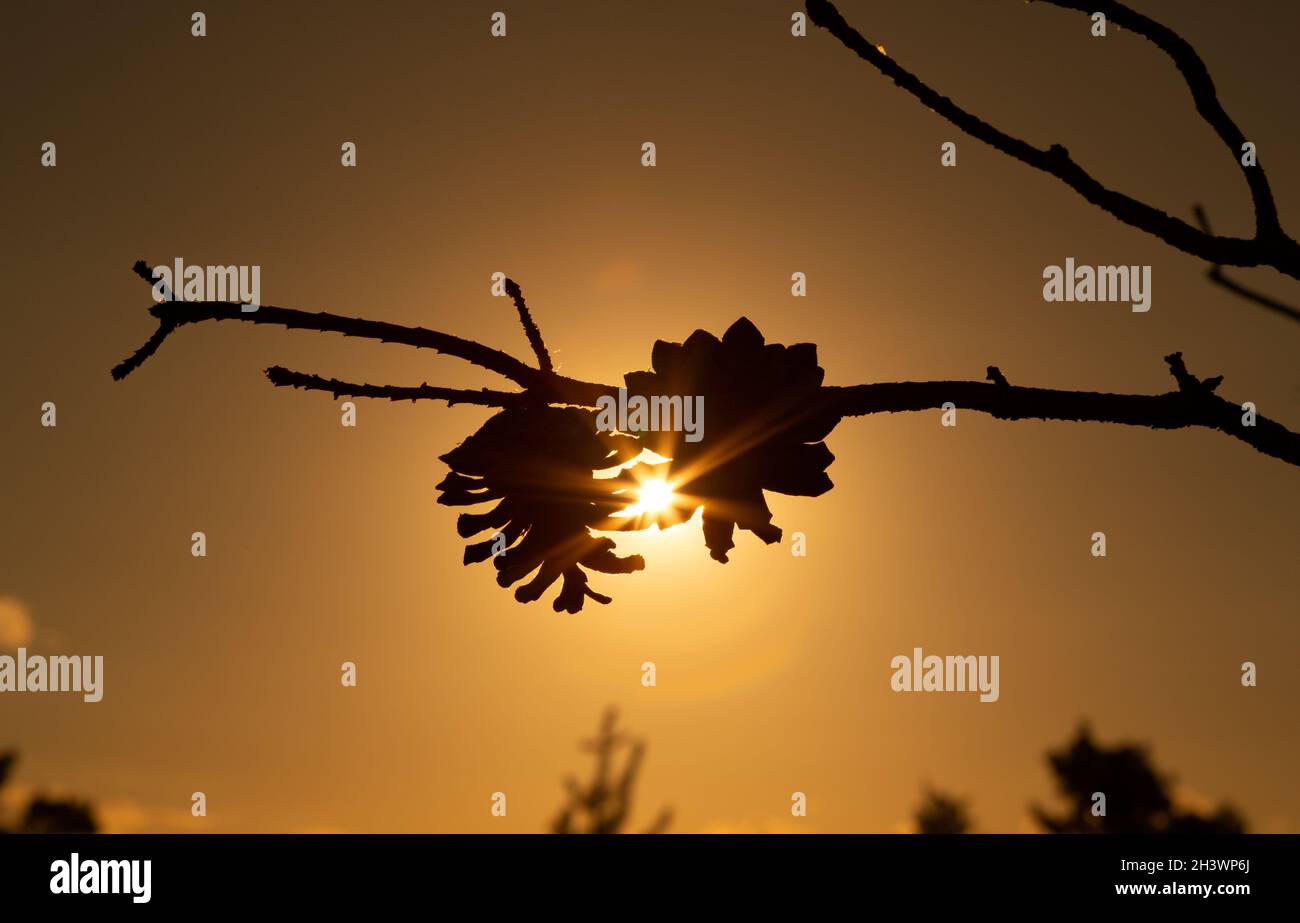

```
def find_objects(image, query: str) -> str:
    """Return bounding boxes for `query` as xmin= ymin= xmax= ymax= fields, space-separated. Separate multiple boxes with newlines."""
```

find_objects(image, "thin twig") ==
xmin=1193 ymin=205 xmax=1300 ymax=324
xmin=109 ymin=263 xmax=180 ymax=380
xmin=110 ymin=318 xmax=178 ymax=380
xmin=264 ymin=367 xmax=520 ymax=406
xmin=806 ymin=0 xmax=1300 ymax=284
xmin=504 ymin=278 xmax=553 ymax=372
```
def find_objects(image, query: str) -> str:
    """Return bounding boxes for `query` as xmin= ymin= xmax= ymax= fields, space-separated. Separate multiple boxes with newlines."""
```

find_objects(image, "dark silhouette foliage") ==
xmin=1032 ymin=724 xmax=1245 ymax=834
xmin=915 ymin=786 xmax=973 ymax=834
xmin=551 ymin=708 xmax=671 ymax=834
xmin=0 ymin=749 xmax=98 ymax=834
xmin=19 ymin=797 xmax=98 ymax=835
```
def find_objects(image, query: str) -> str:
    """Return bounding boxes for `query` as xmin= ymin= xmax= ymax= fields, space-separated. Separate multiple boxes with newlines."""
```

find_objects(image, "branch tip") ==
xmin=1162 ymin=352 xmax=1224 ymax=394
xmin=503 ymin=277 xmax=554 ymax=373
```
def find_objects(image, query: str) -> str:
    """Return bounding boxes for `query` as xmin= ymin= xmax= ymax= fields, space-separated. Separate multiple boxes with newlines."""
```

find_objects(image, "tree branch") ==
xmin=504 ymin=278 xmax=553 ymax=372
xmin=111 ymin=317 xmax=179 ymax=381
xmin=823 ymin=351 xmax=1298 ymax=468
xmin=263 ymin=367 xmax=520 ymax=407
xmin=117 ymin=262 xmax=536 ymax=384
xmin=113 ymin=261 xmax=616 ymax=405
xmin=1193 ymin=205 xmax=1300 ymax=324
xmin=805 ymin=0 xmax=1300 ymax=284
xmin=114 ymin=263 xmax=1299 ymax=468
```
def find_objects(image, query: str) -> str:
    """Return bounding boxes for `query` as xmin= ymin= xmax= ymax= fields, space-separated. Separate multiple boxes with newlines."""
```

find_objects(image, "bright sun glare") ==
xmin=636 ymin=479 xmax=675 ymax=514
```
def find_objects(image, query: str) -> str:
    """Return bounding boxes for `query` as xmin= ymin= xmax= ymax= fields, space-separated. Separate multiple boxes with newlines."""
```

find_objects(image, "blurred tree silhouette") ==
xmin=0 ymin=749 xmax=98 ymax=834
xmin=915 ymin=786 xmax=973 ymax=834
xmin=1032 ymin=724 xmax=1245 ymax=834
xmin=551 ymin=708 xmax=672 ymax=834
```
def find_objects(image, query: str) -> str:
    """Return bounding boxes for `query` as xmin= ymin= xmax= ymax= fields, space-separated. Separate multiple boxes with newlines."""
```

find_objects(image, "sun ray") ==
xmin=633 ymin=479 xmax=674 ymax=514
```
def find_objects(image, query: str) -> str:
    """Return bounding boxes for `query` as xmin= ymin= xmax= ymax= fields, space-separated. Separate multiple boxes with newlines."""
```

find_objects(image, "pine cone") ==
xmin=437 ymin=405 xmax=644 ymax=612
xmin=622 ymin=318 xmax=841 ymax=562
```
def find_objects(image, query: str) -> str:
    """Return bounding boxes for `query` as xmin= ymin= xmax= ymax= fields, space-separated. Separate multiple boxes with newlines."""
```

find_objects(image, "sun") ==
xmin=635 ymin=479 xmax=675 ymax=514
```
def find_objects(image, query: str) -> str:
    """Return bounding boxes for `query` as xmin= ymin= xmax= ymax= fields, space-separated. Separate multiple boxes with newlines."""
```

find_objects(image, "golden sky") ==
xmin=2 ymin=0 xmax=1297 ymax=833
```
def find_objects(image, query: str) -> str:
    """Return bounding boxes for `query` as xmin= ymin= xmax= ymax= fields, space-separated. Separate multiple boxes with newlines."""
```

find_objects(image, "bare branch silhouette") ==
xmin=825 ymin=351 xmax=1299 ymax=468
xmin=806 ymin=0 xmax=1300 ymax=302
xmin=114 ymin=262 xmax=610 ymax=405
xmin=1193 ymin=205 xmax=1300 ymax=324
xmin=551 ymin=708 xmax=672 ymax=834
xmin=264 ymin=366 xmax=520 ymax=407
xmin=113 ymin=264 xmax=1300 ymax=467
xmin=504 ymin=278 xmax=554 ymax=373
xmin=112 ymin=265 xmax=1300 ymax=606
